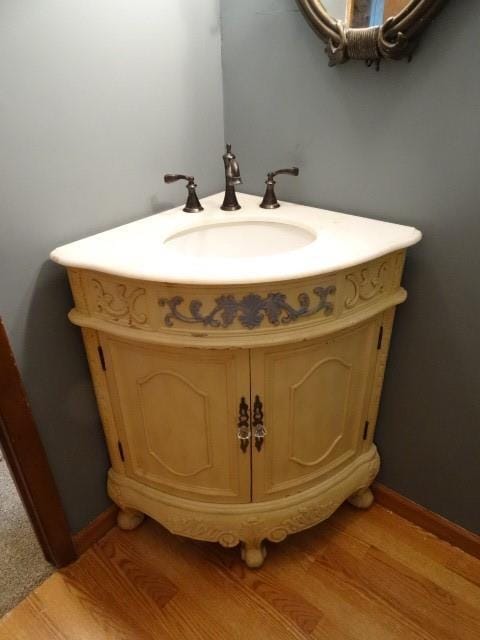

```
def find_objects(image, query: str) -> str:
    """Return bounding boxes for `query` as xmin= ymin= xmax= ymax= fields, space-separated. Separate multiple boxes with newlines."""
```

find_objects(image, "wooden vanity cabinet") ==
xmin=100 ymin=316 xmax=379 ymax=508
xmin=100 ymin=338 xmax=251 ymax=504
xmin=250 ymin=318 xmax=381 ymax=502
xmin=66 ymin=249 xmax=406 ymax=568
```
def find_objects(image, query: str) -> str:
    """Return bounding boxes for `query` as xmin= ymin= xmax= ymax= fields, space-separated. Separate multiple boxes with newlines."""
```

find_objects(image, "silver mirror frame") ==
xmin=295 ymin=0 xmax=447 ymax=67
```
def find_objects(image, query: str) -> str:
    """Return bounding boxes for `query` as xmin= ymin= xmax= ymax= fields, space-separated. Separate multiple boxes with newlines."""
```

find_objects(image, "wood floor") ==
xmin=1 ymin=503 xmax=480 ymax=640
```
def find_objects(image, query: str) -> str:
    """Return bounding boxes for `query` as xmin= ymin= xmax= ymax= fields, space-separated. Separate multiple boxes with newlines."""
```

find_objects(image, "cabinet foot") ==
xmin=240 ymin=541 xmax=267 ymax=568
xmin=348 ymin=487 xmax=374 ymax=509
xmin=117 ymin=508 xmax=145 ymax=531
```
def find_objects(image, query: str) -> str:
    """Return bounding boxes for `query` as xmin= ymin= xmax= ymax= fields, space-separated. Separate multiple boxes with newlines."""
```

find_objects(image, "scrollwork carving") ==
xmin=107 ymin=445 xmax=380 ymax=567
xmin=92 ymin=279 xmax=147 ymax=327
xmin=345 ymin=262 xmax=387 ymax=309
xmin=159 ymin=286 xmax=336 ymax=330
xmin=162 ymin=503 xmax=342 ymax=549
xmin=266 ymin=500 xmax=340 ymax=543
xmin=163 ymin=516 xmax=240 ymax=548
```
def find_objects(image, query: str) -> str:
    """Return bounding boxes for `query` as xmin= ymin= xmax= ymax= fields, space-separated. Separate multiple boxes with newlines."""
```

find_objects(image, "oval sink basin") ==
xmin=164 ymin=220 xmax=316 ymax=259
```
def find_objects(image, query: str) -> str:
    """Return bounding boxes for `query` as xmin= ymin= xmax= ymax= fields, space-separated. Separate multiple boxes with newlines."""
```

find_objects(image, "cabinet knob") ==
xmin=253 ymin=395 xmax=267 ymax=452
xmin=237 ymin=397 xmax=250 ymax=453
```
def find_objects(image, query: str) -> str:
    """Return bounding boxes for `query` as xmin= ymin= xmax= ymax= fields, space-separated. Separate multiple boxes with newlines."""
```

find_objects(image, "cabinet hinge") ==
xmin=363 ymin=421 xmax=369 ymax=440
xmin=98 ymin=345 xmax=106 ymax=371
xmin=377 ymin=326 xmax=384 ymax=350
xmin=118 ymin=441 xmax=125 ymax=462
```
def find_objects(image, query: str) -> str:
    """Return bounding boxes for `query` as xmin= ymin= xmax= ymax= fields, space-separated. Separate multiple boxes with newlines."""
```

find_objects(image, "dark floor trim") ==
xmin=373 ymin=482 xmax=480 ymax=560
xmin=73 ymin=505 xmax=118 ymax=556
xmin=0 ymin=318 xmax=76 ymax=568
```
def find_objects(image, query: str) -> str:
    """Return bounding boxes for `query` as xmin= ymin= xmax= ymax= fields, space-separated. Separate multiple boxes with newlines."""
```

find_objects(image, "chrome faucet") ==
xmin=221 ymin=144 xmax=242 ymax=211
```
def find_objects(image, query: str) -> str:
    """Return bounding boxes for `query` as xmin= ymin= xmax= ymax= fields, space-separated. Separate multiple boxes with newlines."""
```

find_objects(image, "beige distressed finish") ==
xmin=68 ymin=250 xmax=405 ymax=348
xmin=101 ymin=338 xmax=251 ymax=504
xmin=250 ymin=320 xmax=380 ymax=502
xmin=67 ymin=250 xmax=405 ymax=568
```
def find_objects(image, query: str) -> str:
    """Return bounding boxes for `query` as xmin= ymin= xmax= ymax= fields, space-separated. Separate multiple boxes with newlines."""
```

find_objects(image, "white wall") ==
xmin=0 ymin=0 xmax=224 ymax=531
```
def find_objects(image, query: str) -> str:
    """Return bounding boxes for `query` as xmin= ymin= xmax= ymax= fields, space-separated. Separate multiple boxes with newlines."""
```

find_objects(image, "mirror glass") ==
xmin=322 ymin=0 xmax=411 ymax=28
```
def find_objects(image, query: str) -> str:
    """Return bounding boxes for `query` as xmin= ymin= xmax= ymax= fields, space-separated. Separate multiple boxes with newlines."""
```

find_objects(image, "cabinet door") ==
xmin=250 ymin=320 xmax=380 ymax=501
xmin=101 ymin=336 xmax=251 ymax=503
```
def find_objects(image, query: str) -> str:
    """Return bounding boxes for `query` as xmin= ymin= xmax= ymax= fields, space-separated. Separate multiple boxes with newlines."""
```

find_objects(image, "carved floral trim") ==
xmin=159 ymin=286 xmax=336 ymax=330
xmin=267 ymin=501 xmax=339 ymax=543
xmin=108 ymin=448 xmax=380 ymax=551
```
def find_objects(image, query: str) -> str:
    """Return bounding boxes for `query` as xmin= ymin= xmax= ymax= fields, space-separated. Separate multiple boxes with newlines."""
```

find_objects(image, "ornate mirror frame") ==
xmin=295 ymin=0 xmax=447 ymax=67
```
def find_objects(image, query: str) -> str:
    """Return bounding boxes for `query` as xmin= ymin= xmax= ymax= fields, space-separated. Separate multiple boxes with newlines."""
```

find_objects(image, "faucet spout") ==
xmin=221 ymin=144 xmax=242 ymax=211
xmin=227 ymin=161 xmax=242 ymax=186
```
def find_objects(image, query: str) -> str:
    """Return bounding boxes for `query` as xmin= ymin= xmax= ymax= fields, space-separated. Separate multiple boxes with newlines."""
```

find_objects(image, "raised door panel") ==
xmin=101 ymin=336 xmax=251 ymax=503
xmin=250 ymin=319 xmax=380 ymax=501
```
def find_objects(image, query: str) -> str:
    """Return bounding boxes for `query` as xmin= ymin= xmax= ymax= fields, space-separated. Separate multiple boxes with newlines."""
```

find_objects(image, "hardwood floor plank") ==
xmin=364 ymin=546 xmax=480 ymax=640
xmin=98 ymin=528 xmax=232 ymax=640
xmin=446 ymin=551 xmax=480 ymax=589
xmin=1 ymin=504 xmax=480 ymax=640
xmin=296 ymin=529 xmax=476 ymax=640
xmin=196 ymin=540 xmax=324 ymax=636
xmin=205 ymin=544 xmax=350 ymax=640
xmin=57 ymin=554 xmax=158 ymax=640
xmin=329 ymin=505 xmax=480 ymax=611
xmin=0 ymin=594 xmax=65 ymax=640
xmin=132 ymin=521 xmax=306 ymax=640
xmin=277 ymin=533 xmax=434 ymax=640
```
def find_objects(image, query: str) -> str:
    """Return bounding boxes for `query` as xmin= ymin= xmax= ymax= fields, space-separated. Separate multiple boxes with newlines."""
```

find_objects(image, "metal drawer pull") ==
xmin=253 ymin=395 xmax=266 ymax=452
xmin=237 ymin=397 xmax=250 ymax=453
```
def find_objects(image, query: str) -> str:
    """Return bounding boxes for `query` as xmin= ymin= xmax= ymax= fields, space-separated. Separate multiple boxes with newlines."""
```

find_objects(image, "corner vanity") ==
xmin=51 ymin=192 xmax=421 ymax=568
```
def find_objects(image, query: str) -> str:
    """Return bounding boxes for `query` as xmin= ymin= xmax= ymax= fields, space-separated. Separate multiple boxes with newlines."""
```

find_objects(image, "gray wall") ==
xmin=322 ymin=0 xmax=347 ymax=21
xmin=0 ymin=0 xmax=224 ymax=532
xmin=221 ymin=0 xmax=480 ymax=533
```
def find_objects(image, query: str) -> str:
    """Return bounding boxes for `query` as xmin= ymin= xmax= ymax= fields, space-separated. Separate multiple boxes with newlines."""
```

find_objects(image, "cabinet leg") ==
xmin=240 ymin=541 xmax=267 ymax=569
xmin=348 ymin=487 xmax=374 ymax=509
xmin=117 ymin=507 xmax=145 ymax=531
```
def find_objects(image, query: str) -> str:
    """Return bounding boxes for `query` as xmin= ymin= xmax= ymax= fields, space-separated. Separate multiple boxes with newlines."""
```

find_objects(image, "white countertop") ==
xmin=50 ymin=192 xmax=422 ymax=285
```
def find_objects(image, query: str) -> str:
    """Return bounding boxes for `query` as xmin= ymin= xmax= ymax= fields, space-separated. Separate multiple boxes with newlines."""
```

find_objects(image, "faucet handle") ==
xmin=164 ymin=174 xmax=204 ymax=213
xmin=268 ymin=167 xmax=300 ymax=180
xmin=164 ymin=173 xmax=193 ymax=184
xmin=260 ymin=167 xmax=299 ymax=209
